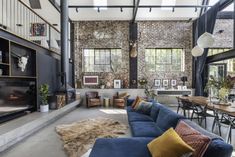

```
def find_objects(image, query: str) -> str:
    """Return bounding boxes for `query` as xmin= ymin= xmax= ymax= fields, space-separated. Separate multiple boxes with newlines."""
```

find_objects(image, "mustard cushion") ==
xmin=131 ymin=96 xmax=142 ymax=108
xmin=147 ymin=128 xmax=194 ymax=157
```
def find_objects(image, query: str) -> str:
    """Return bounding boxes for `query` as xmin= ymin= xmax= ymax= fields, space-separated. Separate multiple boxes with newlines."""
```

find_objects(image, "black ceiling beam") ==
xmin=200 ymin=0 xmax=209 ymax=16
xmin=133 ymin=0 xmax=136 ymax=18
xmin=206 ymin=49 xmax=235 ymax=63
xmin=133 ymin=0 xmax=140 ymax=23
xmin=68 ymin=5 xmax=213 ymax=9
xmin=219 ymin=0 xmax=234 ymax=11
xmin=217 ymin=11 xmax=233 ymax=19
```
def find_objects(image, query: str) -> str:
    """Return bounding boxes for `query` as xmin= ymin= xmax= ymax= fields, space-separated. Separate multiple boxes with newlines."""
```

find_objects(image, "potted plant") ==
xmin=99 ymin=79 xmax=106 ymax=89
xmin=39 ymin=84 xmax=49 ymax=112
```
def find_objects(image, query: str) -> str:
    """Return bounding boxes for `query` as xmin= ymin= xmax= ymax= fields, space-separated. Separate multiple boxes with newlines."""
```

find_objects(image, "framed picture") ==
xmin=83 ymin=76 xmax=99 ymax=85
xmin=114 ymin=80 xmax=121 ymax=89
xmin=171 ymin=80 xmax=177 ymax=87
xmin=30 ymin=23 xmax=47 ymax=36
xmin=154 ymin=79 xmax=161 ymax=87
xmin=162 ymin=79 xmax=169 ymax=87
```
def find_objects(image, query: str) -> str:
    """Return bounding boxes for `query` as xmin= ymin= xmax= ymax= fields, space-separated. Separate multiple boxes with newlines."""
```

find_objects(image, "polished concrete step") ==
xmin=0 ymin=100 xmax=81 ymax=152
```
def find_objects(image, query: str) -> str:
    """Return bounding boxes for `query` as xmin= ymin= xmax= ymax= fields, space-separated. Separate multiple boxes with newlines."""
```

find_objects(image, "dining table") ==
xmin=178 ymin=96 xmax=235 ymax=143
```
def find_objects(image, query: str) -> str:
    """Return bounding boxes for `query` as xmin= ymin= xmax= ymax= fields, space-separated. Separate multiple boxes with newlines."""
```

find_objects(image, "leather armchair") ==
xmin=113 ymin=92 xmax=130 ymax=108
xmin=86 ymin=91 xmax=102 ymax=108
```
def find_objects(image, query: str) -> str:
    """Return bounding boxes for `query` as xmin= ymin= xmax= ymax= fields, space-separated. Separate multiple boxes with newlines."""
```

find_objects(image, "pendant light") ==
xmin=197 ymin=12 xmax=215 ymax=48
xmin=191 ymin=45 xmax=204 ymax=57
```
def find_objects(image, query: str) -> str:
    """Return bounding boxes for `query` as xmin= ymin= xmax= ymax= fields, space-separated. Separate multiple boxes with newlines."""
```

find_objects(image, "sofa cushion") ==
xmin=128 ymin=111 xmax=154 ymax=122
xmin=175 ymin=120 xmax=211 ymax=157
xmin=90 ymin=138 xmax=153 ymax=157
xmin=132 ymin=96 xmax=142 ymax=108
xmin=130 ymin=121 xmax=163 ymax=137
xmin=147 ymin=128 xmax=194 ymax=157
xmin=150 ymin=102 xmax=162 ymax=121
xmin=135 ymin=101 xmax=153 ymax=115
xmin=182 ymin=119 xmax=233 ymax=157
xmin=127 ymin=99 xmax=135 ymax=106
xmin=156 ymin=105 xmax=185 ymax=131
xmin=203 ymin=139 xmax=233 ymax=157
xmin=126 ymin=106 xmax=135 ymax=112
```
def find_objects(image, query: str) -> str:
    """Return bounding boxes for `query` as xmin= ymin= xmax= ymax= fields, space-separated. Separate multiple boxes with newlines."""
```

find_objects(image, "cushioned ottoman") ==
xmin=130 ymin=121 xmax=163 ymax=137
xmin=90 ymin=138 xmax=153 ymax=157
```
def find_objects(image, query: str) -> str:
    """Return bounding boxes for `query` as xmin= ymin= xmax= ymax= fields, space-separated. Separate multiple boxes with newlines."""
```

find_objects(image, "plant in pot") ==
xmin=39 ymin=84 xmax=49 ymax=112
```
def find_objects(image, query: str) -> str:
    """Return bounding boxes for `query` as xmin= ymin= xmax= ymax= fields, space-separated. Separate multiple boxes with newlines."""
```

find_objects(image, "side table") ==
xmin=103 ymin=97 xmax=110 ymax=108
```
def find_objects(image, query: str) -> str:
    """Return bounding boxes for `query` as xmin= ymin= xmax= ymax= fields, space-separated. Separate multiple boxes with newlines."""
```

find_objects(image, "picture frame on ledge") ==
xmin=162 ymin=79 xmax=169 ymax=87
xmin=171 ymin=80 xmax=177 ymax=87
xmin=114 ymin=80 xmax=121 ymax=89
xmin=83 ymin=76 xmax=99 ymax=85
xmin=154 ymin=79 xmax=161 ymax=88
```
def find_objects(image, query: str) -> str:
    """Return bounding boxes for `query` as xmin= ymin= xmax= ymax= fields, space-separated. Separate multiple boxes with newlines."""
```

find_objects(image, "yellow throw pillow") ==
xmin=147 ymin=128 xmax=194 ymax=157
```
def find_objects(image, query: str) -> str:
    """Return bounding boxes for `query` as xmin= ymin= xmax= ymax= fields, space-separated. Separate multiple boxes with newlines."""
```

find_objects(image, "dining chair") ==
xmin=191 ymin=102 xmax=219 ymax=130
xmin=176 ymin=97 xmax=194 ymax=119
xmin=217 ymin=113 xmax=235 ymax=143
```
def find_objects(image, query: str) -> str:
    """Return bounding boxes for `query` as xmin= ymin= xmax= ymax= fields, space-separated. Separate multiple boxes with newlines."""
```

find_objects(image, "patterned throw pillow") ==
xmin=175 ymin=121 xmax=211 ymax=157
xmin=131 ymin=96 xmax=142 ymax=108
xmin=118 ymin=92 xmax=129 ymax=99
xmin=135 ymin=100 xmax=153 ymax=115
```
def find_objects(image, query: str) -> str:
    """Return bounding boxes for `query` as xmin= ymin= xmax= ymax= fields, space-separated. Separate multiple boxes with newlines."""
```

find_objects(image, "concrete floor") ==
xmin=0 ymin=106 xmax=235 ymax=157
xmin=0 ymin=107 xmax=130 ymax=157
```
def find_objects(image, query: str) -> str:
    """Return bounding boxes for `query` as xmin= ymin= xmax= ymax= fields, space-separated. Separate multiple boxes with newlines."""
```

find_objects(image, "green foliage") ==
xmin=39 ymin=84 xmax=49 ymax=105
xmin=205 ymin=75 xmax=235 ymax=91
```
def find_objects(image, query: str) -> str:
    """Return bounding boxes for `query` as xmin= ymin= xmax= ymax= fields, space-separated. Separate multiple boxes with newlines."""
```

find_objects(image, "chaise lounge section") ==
xmin=90 ymin=100 xmax=233 ymax=157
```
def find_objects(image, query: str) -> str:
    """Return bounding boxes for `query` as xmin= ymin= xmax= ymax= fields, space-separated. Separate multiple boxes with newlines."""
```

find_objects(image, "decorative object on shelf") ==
xmin=99 ymin=79 xmax=105 ymax=89
xmin=162 ymin=79 xmax=169 ymax=87
xmin=181 ymin=76 xmax=188 ymax=86
xmin=171 ymin=80 xmax=177 ymax=88
xmin=30 ymin=23 xmax=47 ymax=36
xmin=205 ymin=75 xmax=235 ymax=104
xmin=154 ymin=79 xmax=161 ymax=87
xmin=114 ymin=79 xmax=121 ymax=89
xmin=56 ymin=94 xmax=66 ymax=109
xmin=130 ymin=41 xmax=137 ymax=58
xmin=39 ymin=84 xmax=49 ymax=112
xmin=182 ymin=86 xmax=187 ymax=90
xmin=41 ymin=39 xmax=49 ymax=48
xmin=18 ymin=56 xmax=29 ymax=72
xmin=11 ymin=52 xmax=29 ymax=72
xmin=145 ymin=87 xmax=158 ymax=101
xmin=191 ymin=45 xmax=203 ymax=57
xmin=197 ymin=32 xmax=215 ymax=48
xmin=83 ymin=76 xmax=99 ymax=85
xmin=138 ymin=78 xmax=148 ymax=88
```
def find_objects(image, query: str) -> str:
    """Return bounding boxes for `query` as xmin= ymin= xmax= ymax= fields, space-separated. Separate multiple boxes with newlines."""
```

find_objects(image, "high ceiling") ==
xmin=21 ymin=0 xmax=234 ymax=30
xmin=68 ymin=0 xmax=205 ymax=21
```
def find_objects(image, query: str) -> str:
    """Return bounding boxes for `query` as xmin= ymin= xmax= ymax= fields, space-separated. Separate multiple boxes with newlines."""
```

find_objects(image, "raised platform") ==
xmin=0 ymin=100 xmax=81 ymax=152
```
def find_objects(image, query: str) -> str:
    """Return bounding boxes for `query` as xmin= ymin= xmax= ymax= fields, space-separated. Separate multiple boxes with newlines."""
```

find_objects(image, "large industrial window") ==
xmin=145 ymin=48 xmax=185 ymax=72
xmin=83 ymin=48 xmax=122 ymax=72
xmin=208 ymin=48 xmax=230 ymax=56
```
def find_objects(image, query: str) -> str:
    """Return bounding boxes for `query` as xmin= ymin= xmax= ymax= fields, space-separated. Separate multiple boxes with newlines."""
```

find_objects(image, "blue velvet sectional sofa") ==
xmin=89 ymin=100 xmax=233 ymax=157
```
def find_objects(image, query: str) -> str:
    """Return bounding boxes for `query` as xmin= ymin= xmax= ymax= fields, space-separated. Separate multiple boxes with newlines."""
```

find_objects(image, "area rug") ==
xmin=56 ymin=117 xmax=128 ymax=157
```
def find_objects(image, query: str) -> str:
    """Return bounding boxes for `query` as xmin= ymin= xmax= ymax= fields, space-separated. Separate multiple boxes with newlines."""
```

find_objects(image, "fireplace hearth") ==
xmin=0 ymin=78 xmax=36 ymax=123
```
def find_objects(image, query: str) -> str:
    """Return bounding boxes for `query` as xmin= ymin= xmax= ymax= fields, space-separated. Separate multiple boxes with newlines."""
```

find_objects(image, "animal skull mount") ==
xmin=18 ymin=56 xmax=29 ymax=72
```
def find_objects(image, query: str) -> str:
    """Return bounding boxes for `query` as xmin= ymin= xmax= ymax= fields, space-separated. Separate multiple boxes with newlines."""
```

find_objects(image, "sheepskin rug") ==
xmin=56 ymin=117 xmax=128 ymax=157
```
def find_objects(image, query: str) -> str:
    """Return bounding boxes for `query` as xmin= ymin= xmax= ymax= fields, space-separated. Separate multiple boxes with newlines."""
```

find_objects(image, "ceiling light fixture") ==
xmin=120 ymin=7 xmax=123 ymax=12
xmin=195 ymin=7 xmax=197 ymax=12
xmin=149 ymin=7 xmax=152 ymax=12
xmin=172 ymin=7 xmax=175 ymax=12
xmin=76 ymin=8 xmax=78 ymax=12
xmin=97 ymin=7 xmax=100 ymax=12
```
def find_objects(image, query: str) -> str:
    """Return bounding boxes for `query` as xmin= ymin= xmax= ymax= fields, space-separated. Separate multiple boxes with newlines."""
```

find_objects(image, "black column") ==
xmin=129 ymin=22 xmax=138 ymax=88
xmin=60 ymin=0 xmax=69 ymax=87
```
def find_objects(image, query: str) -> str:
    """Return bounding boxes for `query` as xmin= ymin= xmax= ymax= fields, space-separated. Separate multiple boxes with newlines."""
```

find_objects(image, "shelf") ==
xmin=0 ymin=62 xmax=9 ymax=66
xmin=0 ymin=76 xmax=37 ymax=79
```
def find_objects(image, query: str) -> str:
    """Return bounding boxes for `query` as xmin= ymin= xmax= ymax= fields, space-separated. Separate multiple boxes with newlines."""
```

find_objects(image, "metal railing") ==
xmin=0 ymin=0 xmax=61 ymax=53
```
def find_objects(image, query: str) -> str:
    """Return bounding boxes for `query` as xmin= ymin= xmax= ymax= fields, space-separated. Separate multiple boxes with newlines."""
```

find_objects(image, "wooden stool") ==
xmin=113 ymin=98 xmax=125 ymax=108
